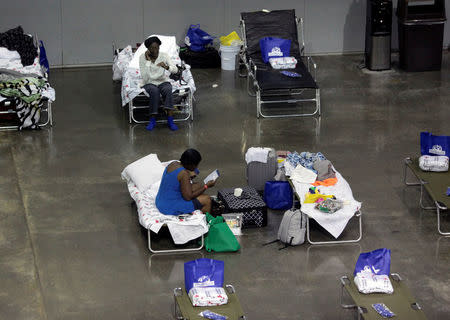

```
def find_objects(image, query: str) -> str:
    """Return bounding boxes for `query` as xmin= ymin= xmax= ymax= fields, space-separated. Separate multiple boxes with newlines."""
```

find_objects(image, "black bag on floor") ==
xmin=179 ymin=47 xmax=220 ymax=68
xmin=217 ymin=186 xmax=267 ymax=228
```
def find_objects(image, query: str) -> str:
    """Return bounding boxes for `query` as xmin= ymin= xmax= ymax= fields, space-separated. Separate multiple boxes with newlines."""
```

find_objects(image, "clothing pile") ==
xmin=0 ymin=26 xmax=55 ymax=130
xmin=285 ymin=151 xmax=337 ymax=186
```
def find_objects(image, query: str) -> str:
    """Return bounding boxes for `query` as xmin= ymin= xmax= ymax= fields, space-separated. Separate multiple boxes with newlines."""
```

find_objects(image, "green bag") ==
xmin=204 ymin=213 xmax=241 ymax=252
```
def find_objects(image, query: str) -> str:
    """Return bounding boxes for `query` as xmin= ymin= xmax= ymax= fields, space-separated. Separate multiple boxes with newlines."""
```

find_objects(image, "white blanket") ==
xmin=119 ymin=35 xmax=196 ymax=106
xmin=291 ymin=168 xmax=361 ymax=238
xmin=0 ymin=47 xmax=44 ymax=77
xmin=126 ymin=180 xmax=208 ymax=245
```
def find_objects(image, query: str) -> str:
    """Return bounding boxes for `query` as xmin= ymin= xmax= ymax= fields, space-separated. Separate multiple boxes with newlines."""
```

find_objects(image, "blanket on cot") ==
xmin=291 ymin=168 xmax=361 ymax=238
xmin=126 ymin=179 xmax=208 ymax=245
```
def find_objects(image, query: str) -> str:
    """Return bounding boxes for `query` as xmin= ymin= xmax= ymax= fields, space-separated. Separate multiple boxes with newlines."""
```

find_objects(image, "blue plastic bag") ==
xmin=354 ymin=248 xmax=391 ymax=276
xmin=184 ymin=258 xmax=224 ymax=293
xmin=420 ymin=131 xmax=449 ymax=157
xmin=185 ymin=24 xmax=214 ymax=52
xmin=38 ymin=40 xmax=49 ymax=73
xmin=259 ymin=37 xmax=291 ymax=63
xmin=264 ymin=181 xmax=293 ymax=210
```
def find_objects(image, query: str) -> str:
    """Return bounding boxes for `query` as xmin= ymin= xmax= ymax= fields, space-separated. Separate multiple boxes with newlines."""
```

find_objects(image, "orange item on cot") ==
xmin=312 ymin=178 xmax=338 ymax=187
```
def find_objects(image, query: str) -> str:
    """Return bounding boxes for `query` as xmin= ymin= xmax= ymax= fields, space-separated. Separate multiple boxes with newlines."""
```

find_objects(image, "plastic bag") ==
xmin=189 ymin=287 xmax=228 ymax=307
xmin=184 ymin=258 xmax=224 ymax=293
xmin=220 ymin=31 xmax=242 ymax=46
xmin=269 ymin=57 xmax=297 ymax=69
xmin=264 ymin=181 xmax=293 ymax=210
xmin=354 ymin=248 xmax=391 ymax=276
xmin=259 ymin=37 xmax=291 ymax=63
xmin=420 ymin=131 xmax=449 ymax=157
xmin=185 ymin=24 xmax=214 ymax=52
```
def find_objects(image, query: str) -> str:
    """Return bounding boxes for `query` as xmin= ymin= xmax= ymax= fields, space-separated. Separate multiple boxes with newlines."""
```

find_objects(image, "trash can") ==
xmin=219 ymin=44 xmax=241 ymax=70
xmin=396 ymin=0 xmax=446 ymax=72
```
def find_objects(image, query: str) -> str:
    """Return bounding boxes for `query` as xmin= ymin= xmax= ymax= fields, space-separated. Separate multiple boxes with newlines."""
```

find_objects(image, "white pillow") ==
xmin=121 ymin=154 xmax=165 ymax=192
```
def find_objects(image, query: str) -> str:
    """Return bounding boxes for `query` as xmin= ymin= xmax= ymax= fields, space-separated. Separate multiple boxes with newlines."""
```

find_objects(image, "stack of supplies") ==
xmin=184 ymin=258 xmax=228 ymax=307
xmin=269 ymin=56 xmax=297 ymax=69
xmin=353 ymin=248 xmax=394 ymax=294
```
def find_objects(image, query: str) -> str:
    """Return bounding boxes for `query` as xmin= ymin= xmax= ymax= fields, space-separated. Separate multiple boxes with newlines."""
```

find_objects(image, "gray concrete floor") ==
xmin=1 ymin=53 xmax=449 ymax=320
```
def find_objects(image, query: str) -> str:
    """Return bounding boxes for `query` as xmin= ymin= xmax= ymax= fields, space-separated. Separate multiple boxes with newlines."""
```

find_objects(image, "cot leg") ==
xmin=339 ymin=276 xmax=356 ymax=309
xmin=173 ymin=288 xmax=185 ymax=320
xmin=256 ymin=90 xmax=261 ymax=118
xmin=436 ymin=201 xmax=450 ymax=236
xmin=147 ymin=229 xmax=204 ymax=254
xmin=306 ymin=211 xmax=362 ymax=245
xmin=128 ymin=100 xmax=133 ymax=124
xmin=316 ymin=89 xmax=321 ymax=116
xmin=419 ymin=182 xmax=435 ymax=210
xmin=403 ymin=157 xmax=421 ymax=186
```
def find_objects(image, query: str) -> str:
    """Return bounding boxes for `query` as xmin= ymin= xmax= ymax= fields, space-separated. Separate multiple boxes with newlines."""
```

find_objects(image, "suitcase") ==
xmin=246 ymin=148 xmax=277 ymax=192
xmin=217 ymin=186 xmax=267 ymax=228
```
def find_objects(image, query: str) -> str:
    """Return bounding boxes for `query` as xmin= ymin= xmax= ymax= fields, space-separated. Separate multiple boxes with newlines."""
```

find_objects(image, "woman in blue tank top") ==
xmin=156 ymin=149 xmax=215 ymax=215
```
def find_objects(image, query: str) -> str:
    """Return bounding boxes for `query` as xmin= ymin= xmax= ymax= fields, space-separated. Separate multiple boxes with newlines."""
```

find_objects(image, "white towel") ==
xmin=245 ymin=147 xmax=270 ymax=164
xmin=290 ymin=164 xmax=317 ymax=184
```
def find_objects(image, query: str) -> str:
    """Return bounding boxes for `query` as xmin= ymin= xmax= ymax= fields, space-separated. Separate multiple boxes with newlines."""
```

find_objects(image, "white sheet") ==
xmin=291 ymin=168 xmax=361 ymax=239
xmin=120 ymin=35 xmax=196 ymax=106
xmin=126 ymin=179 xmax=208 ymax=245
xmin=0 ymin=47 xmax=44 ymax=77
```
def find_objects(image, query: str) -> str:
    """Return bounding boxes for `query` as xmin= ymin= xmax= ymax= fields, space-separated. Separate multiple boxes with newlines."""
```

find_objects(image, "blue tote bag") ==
xmin=264 ymin=181 xmax=293 ymax=210
xmin=184 ymin=258 xmax=224 ymax=293
xmin=185 ymin=24 xmax=214 ymax=52
xmin=420 ymin=131 xmax=449 ymax=157
xmin=354 ymin=248 xmax=391 ymax=276
xmin=259 ymin=37 xmax=291 ymax=63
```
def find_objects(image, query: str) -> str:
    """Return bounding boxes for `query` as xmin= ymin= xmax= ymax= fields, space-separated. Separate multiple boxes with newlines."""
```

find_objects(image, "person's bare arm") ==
xmin=179 ymin=170 xmax=205 ymax=200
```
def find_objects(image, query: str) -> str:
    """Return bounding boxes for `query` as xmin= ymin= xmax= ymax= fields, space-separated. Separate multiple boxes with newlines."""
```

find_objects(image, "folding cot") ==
xmin=121 ymin=155 xmax=208 ymax=254
xmin=340 ymin=273 xmax=427 ymax=319
xmin=403 ymin=157 xmax=449 ymax=235
xmin=173 ymin=284 xmax=246 ymax=320
xmin=113 ymin=35 xmax=196 ymax=125
xmin=239 ymin=9 xmax=320 ymax=118
xmin=289 ymin=166 xmax=362 ymax=245
xmin=0 ymin=34 xmax=54 ymax=130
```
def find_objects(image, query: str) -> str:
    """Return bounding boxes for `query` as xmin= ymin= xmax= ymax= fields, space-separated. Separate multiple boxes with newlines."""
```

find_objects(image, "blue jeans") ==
xmin=143 ymin=82 xmax=174 ymax=116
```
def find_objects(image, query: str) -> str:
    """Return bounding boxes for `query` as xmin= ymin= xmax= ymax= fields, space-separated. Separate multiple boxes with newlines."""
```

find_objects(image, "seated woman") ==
xmin=156 ymin=149 xmax=215 ymax=215
xmin=139 ymin=36 xmax=178 ymax=131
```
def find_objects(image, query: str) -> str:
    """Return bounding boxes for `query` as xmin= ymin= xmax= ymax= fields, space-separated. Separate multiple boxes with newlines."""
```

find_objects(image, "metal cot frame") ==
xmin=128 ymin=89 xmax=193 ymax=124
xmin=0 ymin=35 xmax=53 ymax=131
xmin=0 ymin=98 xmax=53 ymax=130
xmin=239 ymin=16 xmax=321 ymax=119
xmin=340 ymin=273 xmax=425 ymax=320
xmin=403 ymin=157 xmax=449 ymax=235
xmin=147 ymin=227 xmax=204 ymax=254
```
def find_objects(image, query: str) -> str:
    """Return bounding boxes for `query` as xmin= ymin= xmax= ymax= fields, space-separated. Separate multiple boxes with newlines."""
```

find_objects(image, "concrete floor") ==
xmin=0 ymin=53 xmax=449 ymax=319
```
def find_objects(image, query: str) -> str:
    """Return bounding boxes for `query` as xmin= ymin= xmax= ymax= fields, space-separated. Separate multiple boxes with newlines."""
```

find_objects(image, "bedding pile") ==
xmin=0 ymin=26 xmax=55 ymax=129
